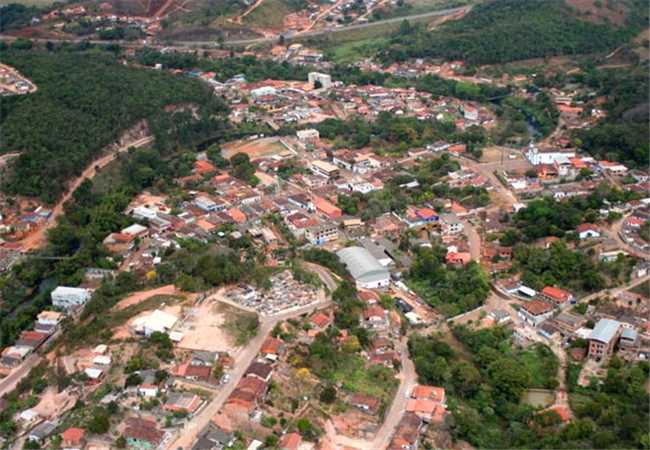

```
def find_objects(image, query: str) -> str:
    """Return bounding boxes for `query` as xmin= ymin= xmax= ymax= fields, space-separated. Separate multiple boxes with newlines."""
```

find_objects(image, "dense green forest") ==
xmin=508 ymin=184 xmax=640 ymax=242
xmin=0 ymin=48 xmax=227 ymax=202
xmin=409 ymin=327 xmax=560 ymax=447
xmin=0 ymin=4 xmax=42 ymax=32
xmin=574 ymin=65 xmax=650 ymax=168
xmin=379 ymin=0 xmax=642 ymax=64
xmin=409 ymin=326 xmax=649 ymax=449
xmin=314 ymin=111 xmax=486 ymax=152
xmin=513 ymin=241 xmax=634 ymax=294
xmin=407 ymin=246 xmax=490 ymax=316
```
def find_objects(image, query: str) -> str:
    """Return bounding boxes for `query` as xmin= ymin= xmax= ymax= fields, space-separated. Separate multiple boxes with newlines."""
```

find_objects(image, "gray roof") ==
xmin=620 ymin=327 xmax=638 ymax=341
xmin=337 ymin=246 xmax=389 ymax=284
xmin=589 ymin=319 xmax=621 ymax=344
xmin=29 ymin=421 xmax=57 ymax=441
xmin=359 ymin=238 xmax=391 ymax=263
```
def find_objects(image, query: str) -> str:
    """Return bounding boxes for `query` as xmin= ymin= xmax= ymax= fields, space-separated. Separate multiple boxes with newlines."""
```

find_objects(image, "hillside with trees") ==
xmin=0 ymin=48 xmax=228 ymax=202
xmin=574 ymin=65 xmax=650 ymax=168
xmin=379 ymin=0 xmax=643 ymax=65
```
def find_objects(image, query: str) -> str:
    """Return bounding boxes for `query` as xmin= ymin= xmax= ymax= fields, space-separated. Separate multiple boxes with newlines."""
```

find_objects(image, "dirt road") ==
xmin=19 ymin=136 xmax=153 ymax=251
xmin=302 ymin=262 xmax=340 ymax=291
xmin=605 ymin=215 xmax=650 ymax=259
xmin=0 ymin=6 xmax=469 ymax=48
xmin=112 ymin=284 xmax=179 ymax=310
xmin=461 ymin=219 xmax=481 ymax=261
xmin=0 ymin=152 xmax=20 ymax=168
xmin=0 ymin=353 xmax=41 ymax=398
xmin=164 ymin=298 xmax=331 ymax=450
xmin=451 ymin=154 xmax=520 ymax=210
xmin=325 ymin=337 xmax=417 ymax=450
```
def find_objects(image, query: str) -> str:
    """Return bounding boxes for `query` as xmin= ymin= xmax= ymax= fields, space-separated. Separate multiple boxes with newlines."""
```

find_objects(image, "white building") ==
xmin=308 ymin=72 xmax=332 ymax=90
xmin=296 ymin=128 xmax=320 ymax=143
xmin=131 ymin=309 xmax=178 ymax=337
xmin=440 ymin=214 xmax=464 ymax=235
xmin=250 ymin=86 xmax=276 ymax=98
xmin=305 ymin=223 xmax=339 ymax=245
xmin=526 ymin=145 xmax=575 ymax=166
xmin=194 ymin=196 xmax=222 ymax=212
xmin=337 ymin=246 xmax=390 ymax=289
xmin=51 ymin=286 xmax=92 ymax=311
xmin=132 ymin=206 xmax=158 ymax=221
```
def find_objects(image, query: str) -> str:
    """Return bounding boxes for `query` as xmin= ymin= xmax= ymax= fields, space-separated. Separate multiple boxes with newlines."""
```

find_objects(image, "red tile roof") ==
xmin=542 ymin=286 xmax=572 ymax=303
xmin=411 ymin=385 xmax=445 ymax=402
xmin=279 ymin=432 xmax=302 ymax=450
xmin=522 ymin=300 xmax=554 ymax=316
xmin=309 ymin=312 xmax=331 ymax=328
xmin=61 ymin=427 xmax=85 ymax=446
xmin=261 ymin=337 xmax=284 ymax=355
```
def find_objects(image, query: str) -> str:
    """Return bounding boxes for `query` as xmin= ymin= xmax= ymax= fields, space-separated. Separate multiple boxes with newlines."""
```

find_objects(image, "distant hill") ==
xmin=378 ymin=0 xmax=647 ymax=65
xmin=0 ymin=49 xmax=227 ymax=203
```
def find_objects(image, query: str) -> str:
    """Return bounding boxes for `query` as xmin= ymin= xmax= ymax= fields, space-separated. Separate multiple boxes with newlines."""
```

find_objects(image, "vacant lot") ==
xmin=174 ymin=300 xmax=243 ymax=352
xmin=329 ymin=355 xmax=397 ymax=402
xmin=222 ymin=136 xmax=294 ymax=160
xmin=480 ymin=146 xmax=523 ymax=164
xmin=243 ymin=0 xmax=291 ymax=30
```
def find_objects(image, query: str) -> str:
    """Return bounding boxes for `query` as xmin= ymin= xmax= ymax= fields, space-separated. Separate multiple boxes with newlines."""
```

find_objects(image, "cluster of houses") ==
xmin=0 ymin=64 xmax=36 ymax=96
xmin=0 ymin=310 xmax=63 ymax=371
xmin=37 ymin=3 xmax=161 ymax=37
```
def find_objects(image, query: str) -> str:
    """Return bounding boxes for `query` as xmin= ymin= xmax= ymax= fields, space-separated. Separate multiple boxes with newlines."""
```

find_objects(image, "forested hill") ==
xmin=379 ymin=0 xmax=645 ymax=65
xmin=0 ymin=49 xmax=228 ymax=203
xmin=575 ymin=65 xmax=650 ymax=168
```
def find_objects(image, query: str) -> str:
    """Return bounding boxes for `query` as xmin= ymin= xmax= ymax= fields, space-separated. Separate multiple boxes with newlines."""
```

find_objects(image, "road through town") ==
xmin=164 ymin=298 xmax=331 ymax=450
xmin=325 ymin=337 xmax=417 ymax=450
xmin=0 ymin=354 xmax=41 ymax=398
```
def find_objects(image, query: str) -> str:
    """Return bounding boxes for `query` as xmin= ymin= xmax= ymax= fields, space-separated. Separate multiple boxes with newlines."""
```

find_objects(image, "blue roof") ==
xmin=589 ymin=319 xmax=621 ymax=344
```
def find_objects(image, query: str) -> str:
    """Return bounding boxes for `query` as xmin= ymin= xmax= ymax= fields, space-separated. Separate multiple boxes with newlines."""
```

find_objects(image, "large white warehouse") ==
xmin=337 ymin=246 xmax=390 ymax=289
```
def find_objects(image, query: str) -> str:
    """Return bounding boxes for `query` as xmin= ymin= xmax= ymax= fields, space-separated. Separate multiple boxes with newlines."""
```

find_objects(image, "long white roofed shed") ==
xmin=337 ymin=246 xmax=390 ymax=289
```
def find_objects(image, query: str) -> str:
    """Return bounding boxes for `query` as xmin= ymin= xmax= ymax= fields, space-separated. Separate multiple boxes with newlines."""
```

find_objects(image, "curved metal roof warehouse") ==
xmin=336 ymin=246 xmax=390 ymax=289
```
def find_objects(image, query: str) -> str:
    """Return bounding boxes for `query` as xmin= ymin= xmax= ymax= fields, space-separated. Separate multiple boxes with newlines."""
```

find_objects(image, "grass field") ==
xmin=298 ymin=10 xmax=455 ymax=63
xmin=244 ymin=0 xmax=291 ymax=29
xmin=330 ymin=354 xmax=398 ymax=401
xmin=519 ymin=343 xmax=559 ymax=389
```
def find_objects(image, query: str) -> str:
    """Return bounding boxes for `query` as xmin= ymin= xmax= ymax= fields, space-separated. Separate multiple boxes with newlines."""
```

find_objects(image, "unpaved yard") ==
xmin=112 ymin=285 xmax=179 ymax=311
xmin=174 ymin=300 xmax=237 ymax=353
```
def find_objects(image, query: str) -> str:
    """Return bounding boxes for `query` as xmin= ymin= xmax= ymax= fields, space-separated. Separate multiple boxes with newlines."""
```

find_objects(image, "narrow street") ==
xmin=324 ymin=337 xmax=417 ymax=450
xmin=164 ymin=299 xmax=331 ymax=450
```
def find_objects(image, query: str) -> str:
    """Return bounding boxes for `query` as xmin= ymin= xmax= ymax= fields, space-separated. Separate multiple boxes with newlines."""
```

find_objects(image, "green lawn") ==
xmin=330 ymin=355 xmax=398 ymax=401
xmin=519 ymin=343 xmax=559 ymax=389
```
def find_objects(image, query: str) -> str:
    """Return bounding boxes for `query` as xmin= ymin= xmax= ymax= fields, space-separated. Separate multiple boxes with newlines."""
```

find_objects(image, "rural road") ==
xmin=606 ymin=214 xmax=650 ymax=259
xmin=0 ymin=152 xmax=20 ymax=168
xmin=165 ymin=298 xmax=331 ymax=450
xmin=0 ymin=354 xmax=41 ymax=398
xmin=325 ymin=336 xmax=417 ymax=450
xmin=18 ymin=135 xmax=154 ymax=251
xmin=0 ymin=6 xmax=468 ymax=49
